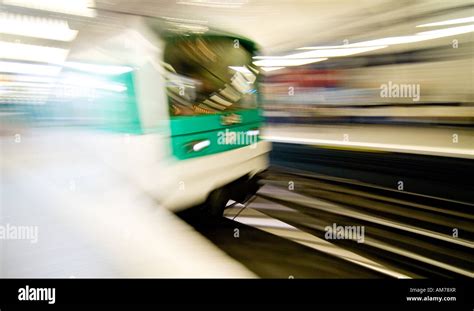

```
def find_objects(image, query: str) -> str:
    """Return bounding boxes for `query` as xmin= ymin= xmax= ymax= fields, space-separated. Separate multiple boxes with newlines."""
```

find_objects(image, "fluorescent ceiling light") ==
xmin=0 ymin=13 xmax=78 ymax=41
xmin=63 ymin=62 xmax=133 ymax=75
xmin=0 ymin=41 xmax=69 ymax=63
xmin=3 ymin=0 xmax=96 ymax=18
xmin=297 ymin=24 xmax=474 ymax=51
xmin=253 ymin=46 xmax=385 ymax=68
xmin=298 ymin=37 xmax=425 ymax=49
xmin=260 ymin=67 xmax=285 ymax=72
xmin=283 ymin=46 xmax=387 ymax=58
xmin=0 ymin=61 xmax=62 ymax=76
xmin=349 ymin=36 xmax=426 ymax=47
xmin=416 ymin=24 xmax=474 ymax=38
xmin=417 ymin=16 xmax=474 ymax=27
xmin=253 ymin=58 xmax=327 ymax=67
xmin=349 ymin=25 xmax=474 ymax=47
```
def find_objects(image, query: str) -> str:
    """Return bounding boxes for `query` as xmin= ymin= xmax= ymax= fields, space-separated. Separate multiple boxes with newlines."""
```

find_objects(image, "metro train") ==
xmin=1 ymin=16 xmax=271 ymax=215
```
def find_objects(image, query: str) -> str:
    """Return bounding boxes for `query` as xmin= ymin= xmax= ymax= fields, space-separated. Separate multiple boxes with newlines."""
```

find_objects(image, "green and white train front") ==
xmin=159 ymin=35 xmax=270 ymax=213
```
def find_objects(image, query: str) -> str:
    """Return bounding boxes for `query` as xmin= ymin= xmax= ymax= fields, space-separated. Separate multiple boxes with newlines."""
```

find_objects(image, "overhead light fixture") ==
xmin=0 ymin=41 xmax=69 ymax=63
xmin=349 ymin=25 xmax=474 ymax=47
xmin=297 ymin=24 xmax=474 ymax=51
xmin=3 ymin=0 xmax=96 ymax=18
xmin=417 ymin=16 xmax=474 ymax=27
xmin=253 ymin=46 xmax=385 ymax=69
xmin=260 ymin=67 xmax=285 ymax=72
xmin=62 ymin=62 xmax=133 ymax=75
xmin=253 ymin=58 xmax=327 ymax=67
xmin=0 ymin=13 xmax=78 ymax=41
xmin=298 ymin=40 xmax=407 ymax=49
xmin=281 ymin=45 xmax=387 ymax=58
xmin=416 ymin=24 xmax=474 ymax=38
xmin=349 ymin=37 xmax=425 ymax=47
xmin=0 ymin=61 xmax=62 ymax=76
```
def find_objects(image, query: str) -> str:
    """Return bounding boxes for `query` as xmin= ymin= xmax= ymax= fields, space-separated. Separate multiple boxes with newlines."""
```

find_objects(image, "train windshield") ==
xmin=164 ymin=36 xmax=258 ymax=116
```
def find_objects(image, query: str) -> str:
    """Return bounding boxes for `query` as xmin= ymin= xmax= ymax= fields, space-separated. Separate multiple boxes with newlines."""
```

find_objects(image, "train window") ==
xmin=164 ymin=36 xmax=258 ymax=116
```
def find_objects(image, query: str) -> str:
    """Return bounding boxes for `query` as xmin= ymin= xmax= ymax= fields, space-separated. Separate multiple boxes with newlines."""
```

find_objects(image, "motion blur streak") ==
xmin=1 ymin=0 xmax=473 ymax=278
xmin=1 ymin=131 xmax=256 ymax=277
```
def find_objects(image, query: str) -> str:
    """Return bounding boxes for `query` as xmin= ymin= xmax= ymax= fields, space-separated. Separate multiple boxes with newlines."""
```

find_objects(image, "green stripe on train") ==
xmin=170 ymin=109 xmax=262 ymax=160
xmin=169 ymin=109 xmax=262 ymax=136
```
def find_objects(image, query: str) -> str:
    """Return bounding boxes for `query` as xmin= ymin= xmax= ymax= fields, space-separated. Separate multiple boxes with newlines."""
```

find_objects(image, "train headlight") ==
xmin=188 ymin=139 xmax=211 ymax=152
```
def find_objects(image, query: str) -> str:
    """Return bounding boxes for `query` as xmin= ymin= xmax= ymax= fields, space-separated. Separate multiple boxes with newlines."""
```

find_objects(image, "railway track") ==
xmin=179 ymin=166 xmax=473 ymax=278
